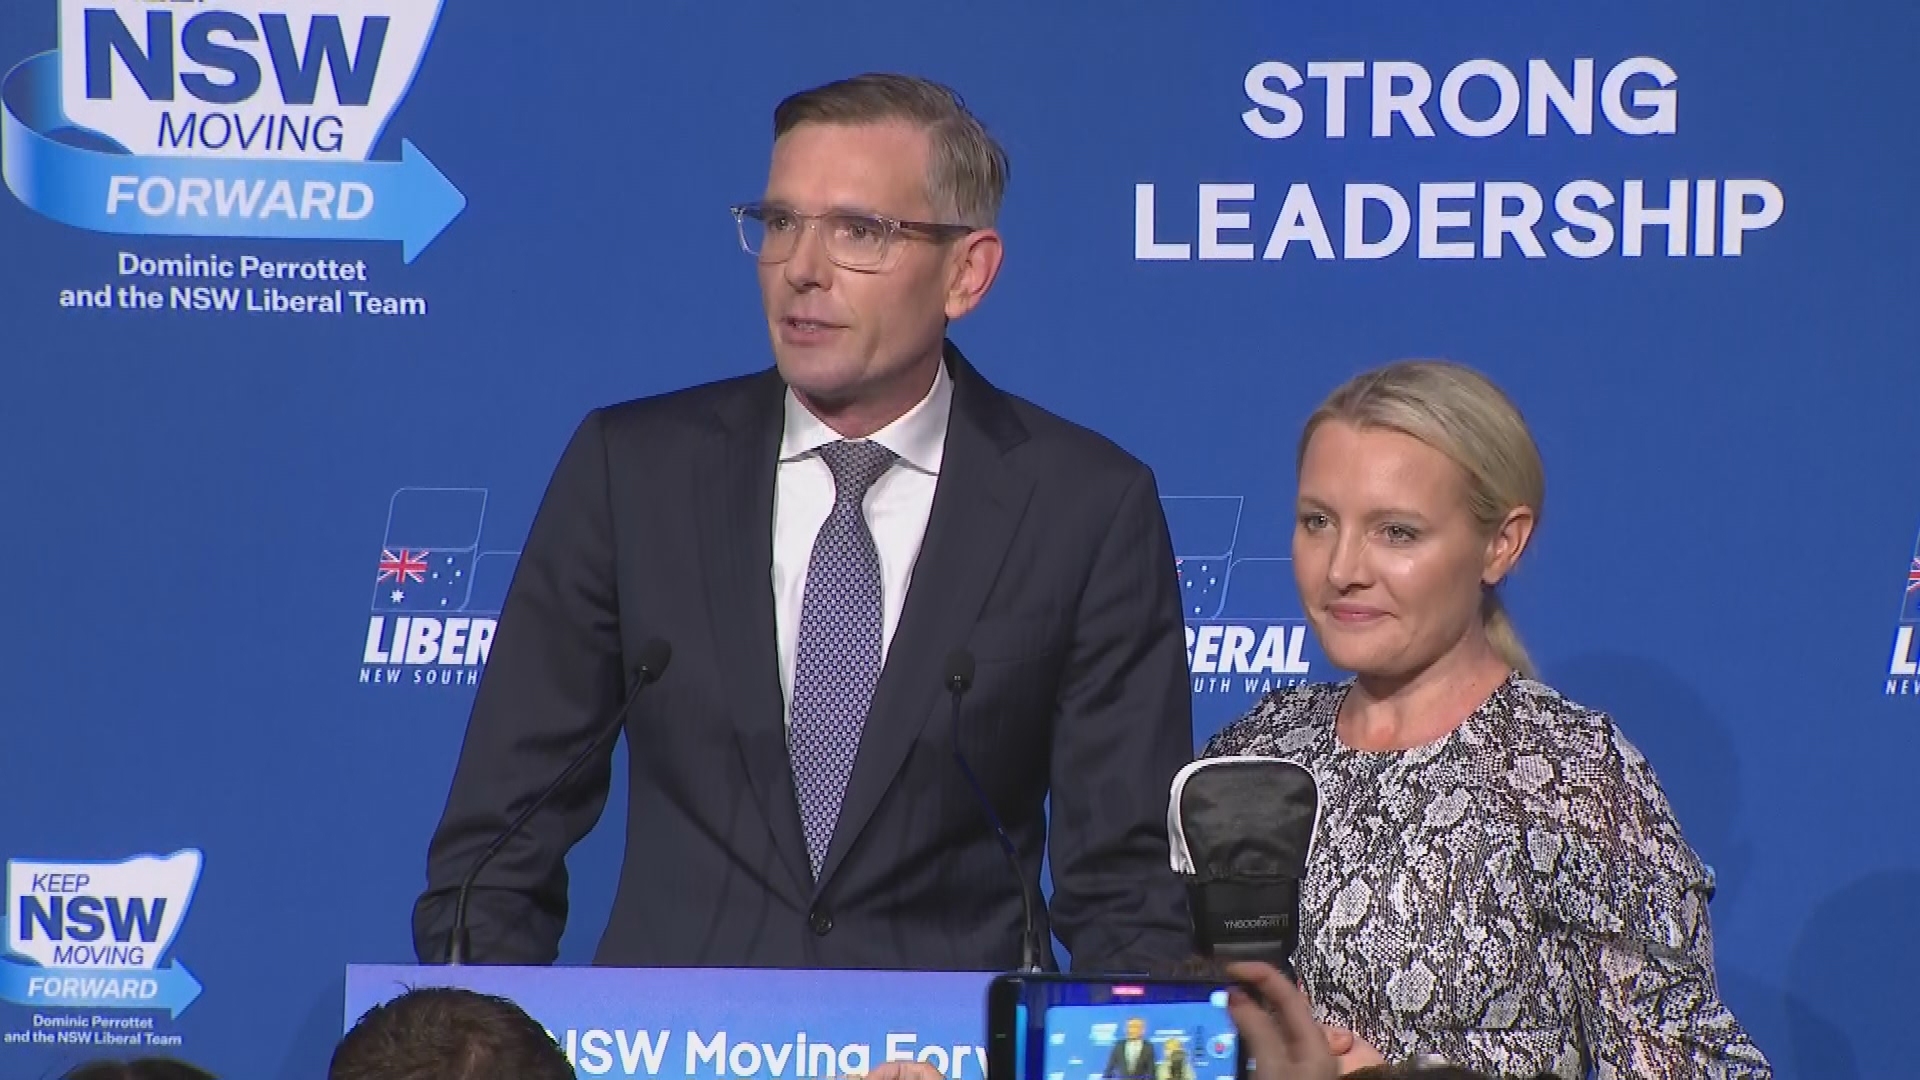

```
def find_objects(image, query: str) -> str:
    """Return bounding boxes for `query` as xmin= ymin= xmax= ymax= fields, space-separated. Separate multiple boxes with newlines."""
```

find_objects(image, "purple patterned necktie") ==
xmin=789 ymin=439 xmax=897 ymax=879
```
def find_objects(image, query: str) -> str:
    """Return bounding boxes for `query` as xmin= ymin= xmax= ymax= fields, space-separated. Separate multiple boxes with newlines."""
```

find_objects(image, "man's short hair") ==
xmin=772 ymin=72 xmax=1009 ymax=228
xmin=62 ymin=1060 xmax=216 ymax=1080
xmin=329 ymin=986 xmax=573 ymax=1080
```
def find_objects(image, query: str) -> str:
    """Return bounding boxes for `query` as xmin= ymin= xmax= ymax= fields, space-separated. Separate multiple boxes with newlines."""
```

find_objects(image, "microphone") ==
xmin=1167 ymin=756 xmax=1319 ymax=978
xmin=445 ymin=637 xmax=673 ymax=965
xmin=944 ymin=648 xmax=1043 ymax=973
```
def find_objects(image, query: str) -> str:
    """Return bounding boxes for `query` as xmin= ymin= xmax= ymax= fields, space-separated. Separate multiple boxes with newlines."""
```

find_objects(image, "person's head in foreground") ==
xmin=329 ymin=985 xmax=573 ymax=1080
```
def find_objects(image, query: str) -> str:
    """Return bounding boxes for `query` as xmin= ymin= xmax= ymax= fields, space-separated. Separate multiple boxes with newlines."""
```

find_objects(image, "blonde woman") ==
xmin=1158 ymin=1037 xmax=1197 ymax=1080
xmin=1202 ymin=362 xmax=1770 ymax=1079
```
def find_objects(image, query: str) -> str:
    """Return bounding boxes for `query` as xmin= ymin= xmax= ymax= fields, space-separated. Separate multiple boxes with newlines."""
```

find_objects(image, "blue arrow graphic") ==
xmin=2 ymin=51 xmax=465 ymax=262
xmin=0 ymin=954 xmax=203 ymax=1018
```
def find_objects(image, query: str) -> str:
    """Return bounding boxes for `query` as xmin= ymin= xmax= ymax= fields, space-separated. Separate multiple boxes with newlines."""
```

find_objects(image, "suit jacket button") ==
xmin=809 ymin=908 xmax=833 ymax=936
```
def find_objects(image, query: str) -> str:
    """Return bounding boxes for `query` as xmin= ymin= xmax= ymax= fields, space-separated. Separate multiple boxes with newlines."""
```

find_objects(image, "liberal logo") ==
xmin=1886 ymin=528 xmax=1920 ymax=697
xmin=361 ymin=487 xmax=519 ymax=687
xmin=1166 ymin=496 xmax=1319 ymax=711
xmin=2 ymin=0 xmax=464 ymax=261
xmin=1 ymin=850 xmax=204 ymax=1019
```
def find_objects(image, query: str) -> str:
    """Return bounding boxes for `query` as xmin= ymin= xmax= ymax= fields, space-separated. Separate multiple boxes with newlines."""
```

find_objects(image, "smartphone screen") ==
xmin=988 ymin=976 xmax=1239 ymax=1080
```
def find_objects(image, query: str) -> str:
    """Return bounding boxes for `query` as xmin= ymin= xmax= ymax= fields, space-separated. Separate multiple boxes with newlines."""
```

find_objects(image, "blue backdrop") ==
xmin=2 ymin=1 xmax=1916 ymax=1077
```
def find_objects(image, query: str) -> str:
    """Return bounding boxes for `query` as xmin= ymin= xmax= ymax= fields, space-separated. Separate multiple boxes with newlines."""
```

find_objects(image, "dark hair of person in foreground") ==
xmin=329 ymin=985 xmax=573 ymax=1080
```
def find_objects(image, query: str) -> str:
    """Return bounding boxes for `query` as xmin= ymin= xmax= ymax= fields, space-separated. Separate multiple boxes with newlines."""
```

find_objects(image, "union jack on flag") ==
xmin=1903 ymin=556 xmax=1920 ymax=621
xmin=377 ymin=548 xmax=430 ymax=586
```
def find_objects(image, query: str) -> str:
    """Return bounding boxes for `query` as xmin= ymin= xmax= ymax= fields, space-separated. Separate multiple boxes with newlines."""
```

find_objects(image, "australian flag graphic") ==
xmin=1163 ymin=495 xmax=1305 ymax=621
xmin=1165 ymin=496 xmax=1243 ymax=619
xmin=371 ymin=488 xmax=518 ymax=616
xmin=1161 ymin=494 xmax=1320 ymax=735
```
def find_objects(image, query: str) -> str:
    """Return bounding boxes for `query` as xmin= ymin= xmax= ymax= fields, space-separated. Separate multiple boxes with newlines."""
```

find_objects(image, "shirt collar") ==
xmin=778 ymin=360 xmax=951 ymax=475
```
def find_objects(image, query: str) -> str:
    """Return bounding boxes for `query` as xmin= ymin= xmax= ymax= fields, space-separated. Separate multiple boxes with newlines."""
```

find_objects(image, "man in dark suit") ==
xmin=411 ymin=73 xmax=1193 ymax=972
xmin=1105 ymin=1018 xmax=1157 ymax=1080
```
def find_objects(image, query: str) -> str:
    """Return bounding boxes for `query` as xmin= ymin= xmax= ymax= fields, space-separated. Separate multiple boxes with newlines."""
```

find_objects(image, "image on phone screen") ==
xmin=994 ymin=979 xmax=1239 ymax=1080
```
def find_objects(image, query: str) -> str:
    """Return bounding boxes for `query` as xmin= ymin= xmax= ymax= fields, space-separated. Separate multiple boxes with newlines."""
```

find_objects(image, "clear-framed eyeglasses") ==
xmin=730 ymin=202 xmax=975 ymax=272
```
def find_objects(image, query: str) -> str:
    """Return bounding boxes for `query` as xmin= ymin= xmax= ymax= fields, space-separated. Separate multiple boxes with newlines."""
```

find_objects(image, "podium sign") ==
xmin=345 ymin=966 xmax=995 ymax=1080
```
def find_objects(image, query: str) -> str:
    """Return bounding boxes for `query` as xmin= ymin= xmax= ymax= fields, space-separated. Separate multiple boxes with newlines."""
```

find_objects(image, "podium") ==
xmin=344 ymin=966 xmax=996 ymax=1079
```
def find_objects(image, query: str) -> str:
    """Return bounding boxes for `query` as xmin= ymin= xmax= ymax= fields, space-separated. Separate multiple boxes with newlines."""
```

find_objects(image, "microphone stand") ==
xmin=946 ymin=652 xmax=1044 ymax=973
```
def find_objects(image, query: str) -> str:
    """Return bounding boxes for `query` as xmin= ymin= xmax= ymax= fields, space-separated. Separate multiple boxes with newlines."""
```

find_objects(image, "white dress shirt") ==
xmin=772 ymin=362 xmax=952 ymax=724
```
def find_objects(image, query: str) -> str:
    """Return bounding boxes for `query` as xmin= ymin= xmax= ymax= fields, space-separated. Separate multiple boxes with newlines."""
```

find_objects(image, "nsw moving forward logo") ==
xmin=1 ymin=850 xmax=203 ymax=1017
xmin=2 ymin=0 xmax=464 ymax=262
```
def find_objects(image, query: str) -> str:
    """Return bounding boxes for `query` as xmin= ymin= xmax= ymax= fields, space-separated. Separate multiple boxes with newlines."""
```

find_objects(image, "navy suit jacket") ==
xmin=413 ymin=343 xmax=1195 ymax=972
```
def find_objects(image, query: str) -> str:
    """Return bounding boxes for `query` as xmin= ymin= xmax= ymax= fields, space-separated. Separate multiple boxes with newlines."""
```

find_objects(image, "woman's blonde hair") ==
xmin=1297 ymin=360 xmax=1546 ymax=678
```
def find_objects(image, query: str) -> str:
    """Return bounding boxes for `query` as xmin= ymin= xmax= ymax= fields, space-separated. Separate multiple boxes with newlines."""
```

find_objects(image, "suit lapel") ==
xmin=697 ymin=370 xmax=813 ymax=901
xmin=815 ymin=345 xmax=1034 ymax=888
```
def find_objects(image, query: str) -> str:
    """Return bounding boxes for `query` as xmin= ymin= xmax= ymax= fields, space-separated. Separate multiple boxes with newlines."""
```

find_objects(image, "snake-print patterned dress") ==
xmin=1201 ymin=674 xmax=1772 ymax=1079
